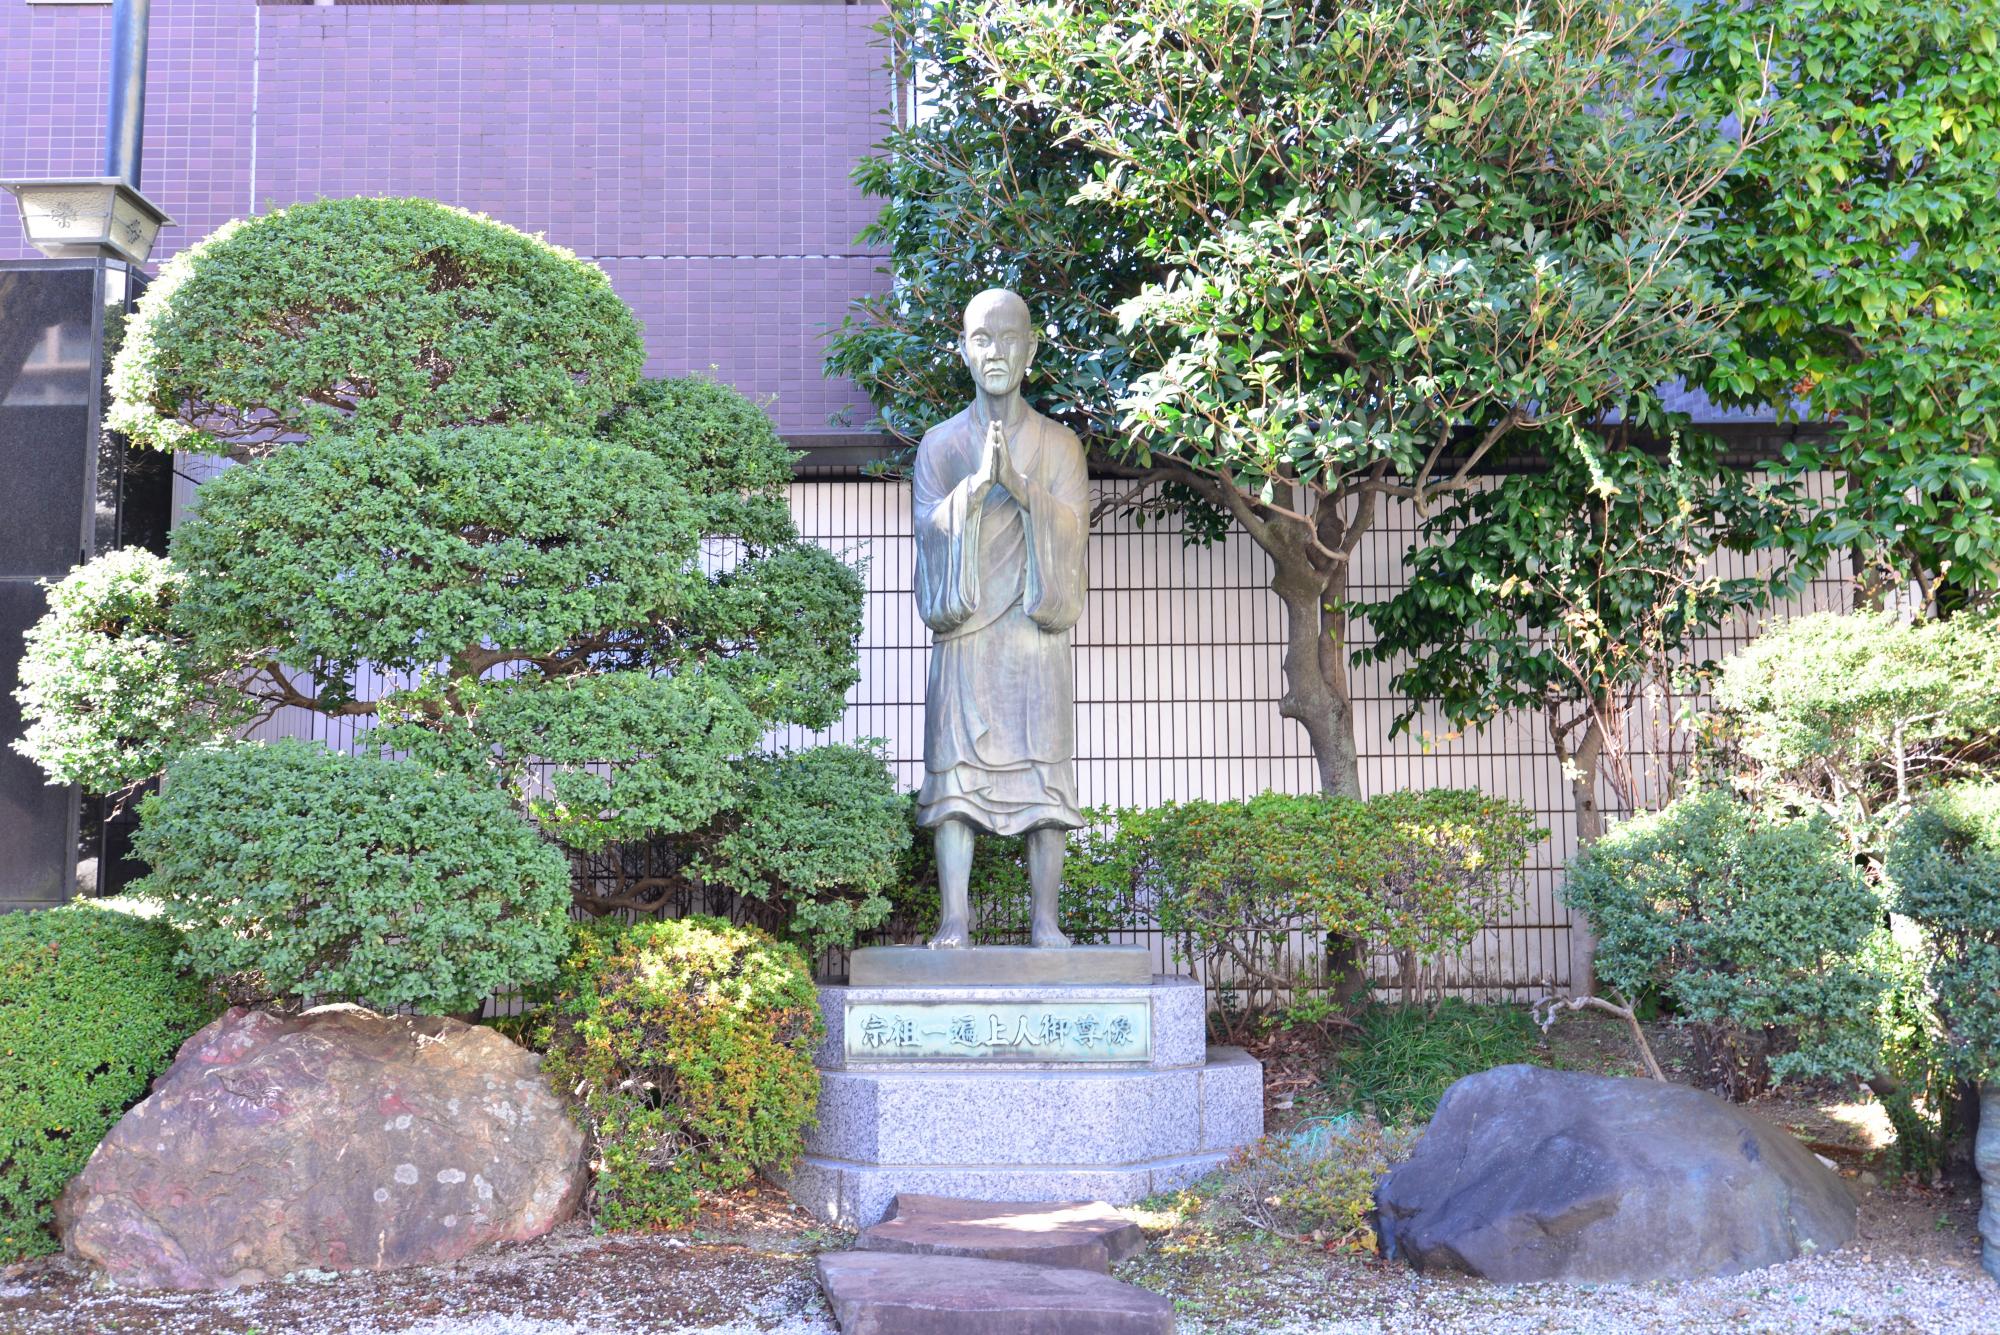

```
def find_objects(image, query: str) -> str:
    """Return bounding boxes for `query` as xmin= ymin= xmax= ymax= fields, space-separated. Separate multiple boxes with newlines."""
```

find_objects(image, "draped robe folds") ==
xmin=913 ymin=407 xmax=1089 ymax=836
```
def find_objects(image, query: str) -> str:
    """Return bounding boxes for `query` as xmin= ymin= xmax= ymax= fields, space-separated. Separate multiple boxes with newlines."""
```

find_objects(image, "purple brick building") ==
xmin=0 ymin=2 xmax=1852 ymax=992
xmin=0 ymin=0 xmax=893 ymax=441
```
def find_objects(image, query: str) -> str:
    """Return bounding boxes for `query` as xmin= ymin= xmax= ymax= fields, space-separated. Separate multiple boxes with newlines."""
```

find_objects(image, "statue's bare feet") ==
xmin=927 ymin=919 xmax=970 ymax=949
xmin=1029 ymin=919 xmax=1071 ymax=949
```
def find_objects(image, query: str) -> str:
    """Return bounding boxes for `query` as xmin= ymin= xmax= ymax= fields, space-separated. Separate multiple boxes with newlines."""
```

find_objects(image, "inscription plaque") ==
xmin=844 ymin=1000 xmax=1151 ymax=1063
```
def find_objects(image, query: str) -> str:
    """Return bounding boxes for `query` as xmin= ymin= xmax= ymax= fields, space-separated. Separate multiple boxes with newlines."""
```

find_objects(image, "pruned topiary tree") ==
xmin=14 ymin=196 xmax=910 ymax=985
xmin=108 ymin=197 xmax=647 ymax=459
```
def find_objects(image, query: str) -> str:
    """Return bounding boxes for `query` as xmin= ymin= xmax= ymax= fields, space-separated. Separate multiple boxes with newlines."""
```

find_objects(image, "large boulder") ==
xmin=58 ymin=1006 xmax=587 ymax=1290
xmin=1374 ymin=1064 xmax=1855 ymax=1283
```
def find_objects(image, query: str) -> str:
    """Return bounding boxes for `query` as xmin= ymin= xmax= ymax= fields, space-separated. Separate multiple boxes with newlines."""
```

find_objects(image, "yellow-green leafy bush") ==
xmin=1145 ymin=790 xmax=1541 ymax=1002
xmin=531 ymin=917 xmax=823 ymax=1229
xmin=0 ymin=899 xmax=218 ymax=1261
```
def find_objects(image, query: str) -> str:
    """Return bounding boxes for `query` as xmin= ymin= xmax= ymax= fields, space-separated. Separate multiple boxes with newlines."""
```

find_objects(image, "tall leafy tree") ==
xmin=1679 ymin=0 xmax=2000 ymax=612
xmin=833 ymin=0 xmax=1768 ymax=795
xmin=1361 ymin=436 xmax=1824 ymax=982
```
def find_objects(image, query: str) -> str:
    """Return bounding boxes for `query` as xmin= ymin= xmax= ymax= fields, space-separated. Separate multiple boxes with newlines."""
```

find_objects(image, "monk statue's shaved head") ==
xmin=964 ymin=287 xmax=1033 ymax=333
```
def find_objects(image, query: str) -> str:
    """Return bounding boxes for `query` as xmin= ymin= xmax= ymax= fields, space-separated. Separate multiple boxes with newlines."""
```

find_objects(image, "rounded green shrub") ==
xmin=1888 ymin=781 xmax=2000 ymax=1081
xmin=603 ymin=375 xmax=800 ymax=547
xmin=1564 ymin=787 xmax=1886 ymax=1099
xmin=108 ymin=196 xmax=645 ymax=456
xmin=531 ymin=916 xmax=823 ymax=1229
xmin=10 ymin=548 xmax=250 ymax=795
xmin=1147 ymin=790 xmax=1540 ymax=1001
xmin=132 ymin=741 xmax=573 ymax=1014
xmin=1711 ymin=611 xmax=2000 ymax=841
xmin=690 ymin=744 xmax=913 ymax=959
xmin=0 ymin=899 xmax=218 ymax=1261
xmin=169 ymin=423 xmax=700 ymax=687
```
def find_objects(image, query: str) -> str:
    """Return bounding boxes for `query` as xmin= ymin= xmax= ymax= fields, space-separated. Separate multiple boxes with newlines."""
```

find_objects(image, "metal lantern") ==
xmin=0 ymin=178 xmax=173 ymax=265
xmin=5 ymin=0 xmax=171 ymax=266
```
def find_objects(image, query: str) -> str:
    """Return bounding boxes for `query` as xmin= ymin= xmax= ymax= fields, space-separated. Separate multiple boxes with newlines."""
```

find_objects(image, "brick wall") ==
xmin=0 ymin=0 xmax=891 ymax=434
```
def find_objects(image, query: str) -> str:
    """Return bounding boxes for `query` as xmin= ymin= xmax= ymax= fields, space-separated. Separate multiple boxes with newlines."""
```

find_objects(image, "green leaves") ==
xmin=0 ymin=901 xmax=218 ymax=1261
xmin=1679 ymin=0 xmax=2000 ymax=605
xmin=528 ymin=917 xmax=823 ymax=1230
xmin=1713 ymin=611 xmax=2000 ymax=841
xmin=10 ymin=549 xmax=253 ymax=796
xmin=132 ymin=741 xmax=574 ymax=1016
xmin=1565 ymin=789 xmax=1889 ymax=1091
xmin=170 ymin=424 xmax=702 ymax=686
xmin=1887 ymin=782 xmax=2000 ymax=1080
xmin=1362 ymin=433 xmax=1823 ymax=739
xmin=1141 ymin=788 xmax=1541 ymax=986
xmin=108 ymin=198 xmax=645 ymax=458
xmin=694 ymin=744 xmax=913 ymax=958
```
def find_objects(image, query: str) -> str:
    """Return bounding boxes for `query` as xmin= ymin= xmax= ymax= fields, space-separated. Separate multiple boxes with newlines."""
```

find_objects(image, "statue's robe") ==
xmin=913 ymin=406 xmax=1089 ymax=835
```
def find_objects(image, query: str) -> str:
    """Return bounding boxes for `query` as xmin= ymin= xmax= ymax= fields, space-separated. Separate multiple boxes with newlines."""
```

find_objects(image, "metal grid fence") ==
xmin=775 ymin=469 xmax=1852 ymax=1002
xmin=201 ymin=453 xmax=1851 ymax=1005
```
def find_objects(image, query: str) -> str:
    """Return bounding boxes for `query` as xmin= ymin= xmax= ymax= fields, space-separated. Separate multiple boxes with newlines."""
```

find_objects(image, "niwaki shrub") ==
xmin=132 ymin=741 xmax=573 ymax=1015
xmin=0 ymin=899 xmax=218 ymax=1261
xmin=531 ymin=916 xmax=823 ymax=1230
xmin=1146 ymin=790 xmax=1540 ymax=1003
xmin=109 ymin=196 xmax=645 ymax=456
xmin=1888 ymin=781 xmax=2000 ymax=1083
xmin=1564 ymin=787 xmax=1886 ymax=1100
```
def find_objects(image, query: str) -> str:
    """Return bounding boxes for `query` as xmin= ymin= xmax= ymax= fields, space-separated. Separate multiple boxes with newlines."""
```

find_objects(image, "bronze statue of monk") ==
xmin=913 ymin=289 xmax=1089 ymax=950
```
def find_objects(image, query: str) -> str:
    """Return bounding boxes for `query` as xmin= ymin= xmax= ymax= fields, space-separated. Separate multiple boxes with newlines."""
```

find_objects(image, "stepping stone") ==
xmin=856 ymin=1194 xmax=1146 ymax=1273
xmin=818 ymin=1251 xmax=1173 ymax=1335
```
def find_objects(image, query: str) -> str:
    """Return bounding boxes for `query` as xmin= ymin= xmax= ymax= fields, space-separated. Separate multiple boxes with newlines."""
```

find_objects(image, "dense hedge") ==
xmin=1145 ymin=790 xmax=1542 ymax=1003
xmin=0 ymin=900 xmax=218 ymax=1261
xmin=1889 ymin=782 xmax=2000 ymax=1082
xmin=133 ymin=741 xmax=574 ymax=1015
xmin=531 ymin=917 xmax=823 ymax=1229
xmin=1564 ymin=788 xmax=1886 ymax=1099
xmin=108 ymin=197 xmax=645 ymax=456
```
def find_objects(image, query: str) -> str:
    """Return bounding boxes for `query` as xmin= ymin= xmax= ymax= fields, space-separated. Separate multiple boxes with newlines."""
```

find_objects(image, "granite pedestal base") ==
xmin=783 ymin=976 xmax=1263 ymax=1227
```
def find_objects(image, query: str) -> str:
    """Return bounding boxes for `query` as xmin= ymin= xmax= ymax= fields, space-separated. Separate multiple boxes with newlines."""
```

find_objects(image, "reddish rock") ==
xmin=857 ymin=1195 xmax=1145 ymax=1273
xmin=57 ymin=1006 xmax=586 ymax=1290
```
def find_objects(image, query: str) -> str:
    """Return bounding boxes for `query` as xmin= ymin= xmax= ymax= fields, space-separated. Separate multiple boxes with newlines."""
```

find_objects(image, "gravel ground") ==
xmin=2 ymin=1181 xmax=1992 ymax=1335
xmin=6 ymin=1015 xmax=1991 ymax=1335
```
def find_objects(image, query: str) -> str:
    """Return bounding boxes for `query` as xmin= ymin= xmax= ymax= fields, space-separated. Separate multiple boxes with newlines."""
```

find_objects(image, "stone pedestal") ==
xmin=784 ymin=974 xmax=1263 ymax=1226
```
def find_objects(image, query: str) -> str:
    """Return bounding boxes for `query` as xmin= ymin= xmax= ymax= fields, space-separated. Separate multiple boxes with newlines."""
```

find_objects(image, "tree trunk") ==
xmin=1262 ymin=521 xmax=1369 ymax=1002
xmin=1553 ymin=710 xmax=1608 ymax=996
xmin=1265 ymin=522 xmax=1363 ymax=800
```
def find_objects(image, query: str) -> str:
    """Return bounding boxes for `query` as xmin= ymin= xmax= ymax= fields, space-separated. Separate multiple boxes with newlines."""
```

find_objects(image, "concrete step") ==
xmin=818 ymin=1250 xmax=1173 ymax=1334
xmin=855 ymin=1194 xmax=1145 ymax=1274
